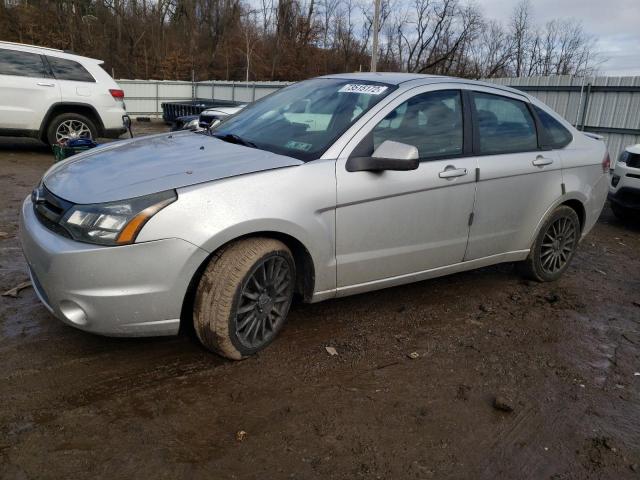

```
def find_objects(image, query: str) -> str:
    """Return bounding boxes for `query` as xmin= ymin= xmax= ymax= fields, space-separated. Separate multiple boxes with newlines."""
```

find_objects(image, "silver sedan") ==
xmin=20 ymin=73 xmax=609 ymax=359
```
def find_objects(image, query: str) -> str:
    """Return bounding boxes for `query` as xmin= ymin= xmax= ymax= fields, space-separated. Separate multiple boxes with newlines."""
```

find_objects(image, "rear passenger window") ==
xmin=533 ymin=106 xmax=572 ymax=148
xmin=473 ymin=92 xmax=537 ymax=154
xmin=353 ymin=90 xmax=464 ymax=160
xmin=47 ymin=56 xmax=95 ymax=82
xmin=0 ymin=49 xmax=47 ymax=78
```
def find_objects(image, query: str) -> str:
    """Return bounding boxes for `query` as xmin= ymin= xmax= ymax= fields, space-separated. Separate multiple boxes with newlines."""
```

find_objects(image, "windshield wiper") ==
xmin=213 ymin=133 xmax=257 ymax=149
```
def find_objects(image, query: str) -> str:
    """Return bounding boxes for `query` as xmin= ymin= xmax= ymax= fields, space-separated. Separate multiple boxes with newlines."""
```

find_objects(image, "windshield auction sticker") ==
xmin=285 ymin=140 xmax=313 ymax=151
xmin=339 ymin=84 xmax=388 ymax=95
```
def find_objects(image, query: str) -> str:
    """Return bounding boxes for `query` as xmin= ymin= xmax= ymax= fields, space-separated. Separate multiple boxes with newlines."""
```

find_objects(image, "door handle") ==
xmin=37 ymin=82 xmax=55 ymax=87
xmin=532 ymin=156 xmax=553 ymax=167
xmin=439 ymin=166 xmax=467 ymax=179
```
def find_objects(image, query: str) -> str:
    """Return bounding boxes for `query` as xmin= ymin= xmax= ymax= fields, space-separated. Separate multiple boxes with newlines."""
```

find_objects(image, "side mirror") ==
xmin=346 ymin=140 xmax=420 ymax=172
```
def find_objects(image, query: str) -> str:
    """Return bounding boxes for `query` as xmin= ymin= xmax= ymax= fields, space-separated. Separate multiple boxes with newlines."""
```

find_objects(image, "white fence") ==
xmin=116 ymin=79 xmax=290 ymax=116
xmin=117 ymin=75 xmax=640 ymax=160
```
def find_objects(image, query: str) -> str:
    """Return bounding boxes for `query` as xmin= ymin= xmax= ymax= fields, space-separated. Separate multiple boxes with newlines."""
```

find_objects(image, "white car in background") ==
xmin=609 ymin=144 xmax=640 ymax=220
xmin=0 ymin=41 xmax=128 ymax=144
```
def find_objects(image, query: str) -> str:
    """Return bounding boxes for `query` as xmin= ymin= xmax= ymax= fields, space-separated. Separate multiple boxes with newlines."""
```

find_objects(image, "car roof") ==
xmin=321 ymin=72 xmax=449 ymax=85
xmin=0 ymin=41 xmax=102 ymax=64
xmin=320 ymin=72 xmax=529 ymax=99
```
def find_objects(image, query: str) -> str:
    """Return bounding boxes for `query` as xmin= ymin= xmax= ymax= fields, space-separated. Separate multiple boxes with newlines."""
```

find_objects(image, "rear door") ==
xmin=45 ymin=55 xmax=97 ymax=101
xmin=465 ymin=89 xmax=562 ymax=260
xmin=0 ymin=48 xmax=60 ymax=131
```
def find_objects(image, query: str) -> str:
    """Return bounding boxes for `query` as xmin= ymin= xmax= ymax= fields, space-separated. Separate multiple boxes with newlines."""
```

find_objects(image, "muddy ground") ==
xmin=1 ymin=122 xmax=639 ymax=479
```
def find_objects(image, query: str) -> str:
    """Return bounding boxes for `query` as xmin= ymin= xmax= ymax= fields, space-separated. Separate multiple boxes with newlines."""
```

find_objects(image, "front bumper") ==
xmin=609 ymin=162 xmax=640 ymax=210
xmin=19 ymin=197 xmax=209 ymax=337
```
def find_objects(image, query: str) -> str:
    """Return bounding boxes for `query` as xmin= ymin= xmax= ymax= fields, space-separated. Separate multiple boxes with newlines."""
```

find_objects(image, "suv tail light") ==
xmin=602 ymin=152 xmax=611 ymax=174
xmin=109 ymin=89 xmax=125 ymax=100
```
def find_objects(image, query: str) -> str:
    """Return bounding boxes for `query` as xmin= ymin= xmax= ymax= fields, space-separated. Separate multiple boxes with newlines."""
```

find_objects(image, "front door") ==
xmin=335 ymin=87 xmax=477 ymax=290
xmin=465 ymin=90 xmax=563 ymax=260
xmin=0 ymin=48 xmax=60 ymax=131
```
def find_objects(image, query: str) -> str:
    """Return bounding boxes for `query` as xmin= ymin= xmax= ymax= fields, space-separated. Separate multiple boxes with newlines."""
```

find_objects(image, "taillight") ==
xmin=602 ymin=152 xmax=611 ymax=174
xmin=109 ymin=89 xmax=125 ymax=100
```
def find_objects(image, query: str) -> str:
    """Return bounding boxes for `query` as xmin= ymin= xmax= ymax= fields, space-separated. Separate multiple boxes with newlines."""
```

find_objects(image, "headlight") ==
xmin=60 ymin=190 xmax=177 ymax=246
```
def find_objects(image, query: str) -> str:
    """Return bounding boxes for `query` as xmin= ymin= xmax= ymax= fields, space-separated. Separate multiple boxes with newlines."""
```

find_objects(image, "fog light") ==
xmin=59 ymin=300 xmax=88 ymax=326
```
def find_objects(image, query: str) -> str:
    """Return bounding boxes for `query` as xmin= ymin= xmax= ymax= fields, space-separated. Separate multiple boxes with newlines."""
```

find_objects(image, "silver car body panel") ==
xmin=20 ymin=73 xmax=609 ymax=336
xmin=138 ymin=159 xmax=338 ymax=299
xmin=43 ymin=130 xmax=302 ymax=204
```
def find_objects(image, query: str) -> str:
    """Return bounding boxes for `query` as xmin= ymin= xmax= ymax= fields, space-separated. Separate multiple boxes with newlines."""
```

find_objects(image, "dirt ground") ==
xmin=1 ymin=122 xmax=639 ymax=479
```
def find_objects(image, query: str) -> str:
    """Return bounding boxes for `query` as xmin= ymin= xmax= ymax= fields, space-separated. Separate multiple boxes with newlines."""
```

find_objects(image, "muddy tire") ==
xmin=46 ymin=112 xmax=98 ymax=145
xmin=193 ymin=238 xmax=295 ymax=360
xmin=519 ymin=206 xmax=580 ymax=282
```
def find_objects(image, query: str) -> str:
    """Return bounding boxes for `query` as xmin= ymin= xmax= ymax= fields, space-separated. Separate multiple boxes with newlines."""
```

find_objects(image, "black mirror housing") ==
xmin=346 ymin=140 xmax=420 ymax=172
xmin=346 ymin=156 xmax=419 ymax=172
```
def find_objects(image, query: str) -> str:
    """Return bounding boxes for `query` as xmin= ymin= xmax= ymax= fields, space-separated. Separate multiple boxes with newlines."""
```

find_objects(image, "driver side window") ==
xmin=352 ymin=90 xmax=463 ymax=160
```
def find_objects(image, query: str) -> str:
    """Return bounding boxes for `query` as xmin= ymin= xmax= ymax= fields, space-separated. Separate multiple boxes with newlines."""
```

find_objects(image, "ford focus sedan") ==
xmin=20 ymin=73 xmax=609 ymax=359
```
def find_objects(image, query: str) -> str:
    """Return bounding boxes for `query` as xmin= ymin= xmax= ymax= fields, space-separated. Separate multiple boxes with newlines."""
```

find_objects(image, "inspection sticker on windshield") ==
xmin=285 ymin=140 xmax=312 ymax=151
xmin=339 ymin=84 xmax=388 ymax=95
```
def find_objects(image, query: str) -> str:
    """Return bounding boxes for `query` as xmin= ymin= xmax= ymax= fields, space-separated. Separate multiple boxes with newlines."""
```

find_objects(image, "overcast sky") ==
xmin=476 ymin=0 xmax=640 ymax=76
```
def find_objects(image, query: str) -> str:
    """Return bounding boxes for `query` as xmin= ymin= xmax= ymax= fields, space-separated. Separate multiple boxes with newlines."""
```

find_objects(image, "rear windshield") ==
xmin=213 ymin=78 xmax=395 ymax=161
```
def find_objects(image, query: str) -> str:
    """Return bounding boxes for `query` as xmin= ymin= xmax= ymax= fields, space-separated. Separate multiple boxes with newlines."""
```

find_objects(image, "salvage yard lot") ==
xmin=1 ymin=124 xmax=639 ymax=479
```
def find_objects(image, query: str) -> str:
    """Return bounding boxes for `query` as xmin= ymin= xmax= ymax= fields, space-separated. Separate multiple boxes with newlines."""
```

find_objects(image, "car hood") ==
xmin=43 ymin=131 xmax=303 ymax=204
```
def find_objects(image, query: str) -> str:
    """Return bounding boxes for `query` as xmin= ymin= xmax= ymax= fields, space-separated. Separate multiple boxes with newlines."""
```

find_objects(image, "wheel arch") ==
xmin=39 ymin=102 xmax=105 ymax=141
xmin=528 ymin=193 xmax=588 ymax=249
xmin=180 ymin=230 xmax=317 ymax=334
xmin=560 ymin=198 xmax=586 ymax=232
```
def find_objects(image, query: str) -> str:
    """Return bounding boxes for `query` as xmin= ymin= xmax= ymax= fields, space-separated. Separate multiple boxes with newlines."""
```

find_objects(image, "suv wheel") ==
xmin=193 ymin=238 xmax=296 ymax=360
xmin=46 ymin=113 xmax=98 ymax=145
xmin=519 ymin=206 xmax=580 ymax=282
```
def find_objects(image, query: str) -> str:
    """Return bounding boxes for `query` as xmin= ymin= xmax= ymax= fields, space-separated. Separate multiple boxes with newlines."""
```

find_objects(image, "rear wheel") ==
xmin=519 ymin=206 xmax=580 ymax=282
xmin=193 ymin=238 xmax=295 ymax=360
xmin=46 ymin=112 xmax=98 ymax=145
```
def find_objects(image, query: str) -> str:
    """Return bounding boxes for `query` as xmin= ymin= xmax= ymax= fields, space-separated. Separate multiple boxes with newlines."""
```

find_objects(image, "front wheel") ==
xmin=193 ymin=238 xmax=296 ymax=360
xmin=519 ymin=206 xmax=581 ymax=282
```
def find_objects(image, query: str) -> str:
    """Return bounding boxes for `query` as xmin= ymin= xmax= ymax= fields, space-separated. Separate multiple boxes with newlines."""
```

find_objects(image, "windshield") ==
xmin=213 ymin=78 xmax=395 ymax=161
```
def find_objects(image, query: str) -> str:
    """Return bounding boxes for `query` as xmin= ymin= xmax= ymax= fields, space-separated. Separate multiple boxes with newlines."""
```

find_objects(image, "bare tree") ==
xmin=0 ymin=0 xmax=601 ymax=81
xmin=509 ymin=0 xmax=531 ymax=77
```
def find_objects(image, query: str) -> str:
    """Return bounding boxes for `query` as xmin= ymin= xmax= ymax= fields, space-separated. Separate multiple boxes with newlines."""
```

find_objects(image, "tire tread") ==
xmin=193 ymin=237 xmax=293 ymax=359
